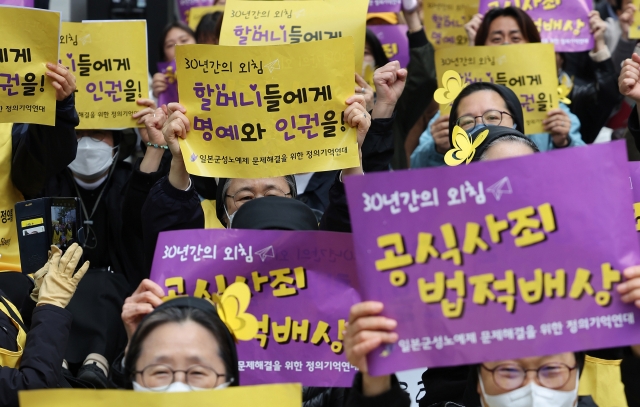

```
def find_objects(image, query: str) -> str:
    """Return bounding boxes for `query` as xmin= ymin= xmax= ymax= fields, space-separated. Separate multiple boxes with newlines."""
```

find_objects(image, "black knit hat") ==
xmin=231 ymin=196 xmax=319 ymax=230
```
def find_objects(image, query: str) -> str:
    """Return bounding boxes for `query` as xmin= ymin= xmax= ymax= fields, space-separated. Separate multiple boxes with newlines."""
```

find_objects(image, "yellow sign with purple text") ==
xmin=435 ymin=43 xmax=558 ymax=134
xmin=0 ymin=6 xmax=60 ymax=125
xmin=19 ymin=384 xmax=302 ymax=406
xmin=424 ymin=0 xmax=479 ymax=50
xmin=59 ymin=21 xmax=149 ymax=129
xmin=176 ymin=38 xmax=358 ymax=178
xmin=219 ymin=0 xmax=368 ymax=73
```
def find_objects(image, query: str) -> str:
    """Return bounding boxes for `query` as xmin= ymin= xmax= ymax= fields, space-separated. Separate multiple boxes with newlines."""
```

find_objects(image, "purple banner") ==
xmin=177 ymin=0 xmax=215 ymax=22
xmin=157 ymin=60 xmax=178 ymax=106
xmin=150 ymin=229 xmax=361 ymax=387
xmin=345 ymin=141 xmax=640 ymax=376
xmin=368 ymin=0 xmax=401 ymax=13
xmin=367 ymin=24 xmax=409 ymax=68
xmin=479 ymin=0 xmax=593 ymax=52
xmin=0 ymin=0 xmax=34 ymax=6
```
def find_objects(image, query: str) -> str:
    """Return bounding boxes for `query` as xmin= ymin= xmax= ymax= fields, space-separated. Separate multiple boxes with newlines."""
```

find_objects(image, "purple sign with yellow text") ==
xmin=368 ymin=0 xmax=401 ymax=13
xmin=367 ymin=24 xmax=409 ymax=68
xmin=345 ymin=141 xmax=640 ymax=376
xmin=177 ymin=0 xmax=215 ymax=22
xmin=150 ymin=229 xmax=361 ymax=387
xmin=479 ymin=0 xmax=593 ymax=52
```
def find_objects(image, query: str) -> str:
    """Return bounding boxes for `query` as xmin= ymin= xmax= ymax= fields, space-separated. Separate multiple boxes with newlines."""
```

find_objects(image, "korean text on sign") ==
xmin=0 ymin=6 xmax=59 ymax=125
xmin=59 ymin=21 xmax=149 ymax=129
xmin=176 ymin=38 xmax=359 ymax=178
xmin=344 ymin=141 xmax=640 ymax=375
xmin=150 ymin=229 xmax=361 ymax=388
xmin=219 ymin=0 xmax=369 ymax=73
xmin=424 ymin=0 xmax=479 ymax=50
xmin=480 ymin=0 xmax=593 ymax=52
xmin=435 ymin=43 xmax=558 ymax=134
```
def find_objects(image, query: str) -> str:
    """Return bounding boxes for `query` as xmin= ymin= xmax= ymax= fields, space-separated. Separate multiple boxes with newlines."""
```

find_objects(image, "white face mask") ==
xmin=479 ymin=371 xmax=579 ymax=407
xmin=68 ymin=137 xmax=114 ymax=179
xmin=224 ymin=205 xmax=236 ymax=229
xmin=133 ymin=380 xmax=232 ymax=392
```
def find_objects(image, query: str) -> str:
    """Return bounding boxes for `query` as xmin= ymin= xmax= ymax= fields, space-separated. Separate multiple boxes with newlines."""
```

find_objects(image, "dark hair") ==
xmin=159 ymin=21 xmax=196 ymax=62
xmin=449 ymin=82 xmax=525 ymax=135
xmin=125 ymin=304 xmax=238 ymax=387
xmin=475 ymin=7 xmax=541 ymax=46
xmin=195 ymin=11 xmax=223 ymax=44
xmin=365 ymin=28 xmax=390 ymax=68
xmin=479 ymin=134 xmax=540 ymax=160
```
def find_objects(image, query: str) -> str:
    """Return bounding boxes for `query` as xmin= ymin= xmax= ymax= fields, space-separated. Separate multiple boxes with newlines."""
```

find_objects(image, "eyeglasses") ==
xmin=481 ymin=363 xmax=577 ymax=391
xmin=456 ymin=110 xmax=513 ymax=132
xmin=225 ymin=188 xmax=292 ymax=210
xmin=134 ymin=364 xmax=225 ymax=391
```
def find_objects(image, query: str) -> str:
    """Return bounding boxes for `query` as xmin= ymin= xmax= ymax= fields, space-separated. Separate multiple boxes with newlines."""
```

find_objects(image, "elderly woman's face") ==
xmin=224 ymin=177 xmax=292 ymax=220
xmin=478 ymin=352 xmax=578 ymax=403
xmin=456 ymin=90 xmax=514 ymax=131
xmin=135 ymin=321 xmax=227 ymax=389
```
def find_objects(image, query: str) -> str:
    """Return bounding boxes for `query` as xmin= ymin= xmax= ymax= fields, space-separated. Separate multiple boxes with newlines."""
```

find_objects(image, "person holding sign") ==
xmin=151 ymin=22 xmax=196 ymax=99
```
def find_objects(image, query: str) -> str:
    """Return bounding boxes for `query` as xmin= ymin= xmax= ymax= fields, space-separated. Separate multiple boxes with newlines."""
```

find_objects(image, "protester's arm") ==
xmin=0 ymin=305 xmax=72 ymax=406
xmin=543 ymin=105 xmax=584 ymax=149
xmin=12 ymin=63 xmax=78 ymax=198
xmin=409 ymin=112 xmax=449 ymax=168
xmin=620 ymin=54 xmax=640 ymax=149
xmin=140 ymin=103 xmax=204 ymax=268
xmin=122 ymin=102 xmax=171 ymax=280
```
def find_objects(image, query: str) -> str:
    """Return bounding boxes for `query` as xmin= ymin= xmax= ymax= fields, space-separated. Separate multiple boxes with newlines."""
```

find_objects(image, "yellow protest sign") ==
xmin=219 ymin=0 xmax=368 ymax=73
xmin=59 ymin=21 xmax=149 ymax=129
xmin=19 ymin=383 xmax=302 ymax=407
xmin=424 ymin=0 xmax=479 ymax=49
xmin=177 ymin=38 xmax=359 ymax=178
xmin=188 ymin=5 xmax=225 ymax=30
xmin=435 ymin=43 xmax=558 ymax=134
xmin=0 ymin=6 xmax=60 ymax=126
xmin=631 ymin=1 xmax=640 ymax=39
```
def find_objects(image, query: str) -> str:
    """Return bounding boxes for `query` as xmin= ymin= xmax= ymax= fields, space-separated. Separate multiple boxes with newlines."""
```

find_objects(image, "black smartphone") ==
xmin=15 ymin=198 xmax=84 ymax=275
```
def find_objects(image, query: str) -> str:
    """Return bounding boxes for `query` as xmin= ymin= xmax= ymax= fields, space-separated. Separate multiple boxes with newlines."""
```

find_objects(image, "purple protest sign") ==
xmin=367 ymin=25 xmax=409 ymax=68
xmin=345 ymin=141 xmax=640 ymax=376
xmin=479 ymin=0 xmax=593 ymax=52
xmin=630 ymin=162 xmax=640 ymax=235
xmin=157 ymin=60 xmax=178 ymax=106
xmin=0 ymin=0 xmax=34 ymax=6
xmin=150 ymin=229 xmax=361 ymax=387
xmin=368 ymin=0 xmax=401 ymax=13
xmin=176 ymin=0 xmax=215 ymax=22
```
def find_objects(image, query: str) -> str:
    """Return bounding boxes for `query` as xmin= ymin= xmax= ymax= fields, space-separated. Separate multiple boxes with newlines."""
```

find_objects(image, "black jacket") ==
xmin=0 ymin=299 xmax=72 ymax=407
xmin=12 ymin=94 xmax=79 ymax=199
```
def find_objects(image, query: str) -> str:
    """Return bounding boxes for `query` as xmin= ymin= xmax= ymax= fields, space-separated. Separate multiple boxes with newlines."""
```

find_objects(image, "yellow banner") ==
xmin=59 ymin=21 xmax=149 ymax=129
xmin=219 ymin=0 xmax=368 ymax=73
xmin=19 ymin=383 xmax=302 ymax=406
xmin=177 ymin=38 xmax=359 ymax=178
xmin=424 ymin=0 xmax=479 ymax=49
xmin=435 ymin=43 xmax=558 ymax=134
xmin=188 ymin=5 xmax=226 ymax=30
xmin=0 ymin=6 xmax=60 ymax=126
xmin=631 ymin=2 xmax=640 ymax=39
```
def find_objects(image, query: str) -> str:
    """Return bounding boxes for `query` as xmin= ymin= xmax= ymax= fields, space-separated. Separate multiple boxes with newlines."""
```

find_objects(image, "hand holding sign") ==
xmin=46 ymin=63 xmax=77 ymax=101
xmin=465 ymin=14 xmax=484 ymax=46
xmin=589 ymin=10 xmax=607 ymax=53
xmin=152 ymin=72 xmax=167 ymax=99
xmin=163 ymin=102 xmax=191 ymax=190
xmin=121 ymin=279 xmax=165 ymax=346
xmin=619 ymin=54 xmax=640 ymax=104
xmin=543 ymin=108 xmax=571 ymax=148
xmin=620 ymin=4 xmax=636 ymax=41
xmin=355 ymin=73 xmax=374 ymax=112
xmin=432 ymin=115 xmax=451 ymax=154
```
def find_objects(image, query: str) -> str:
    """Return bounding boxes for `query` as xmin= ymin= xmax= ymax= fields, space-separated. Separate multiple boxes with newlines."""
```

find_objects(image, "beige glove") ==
xmin=37 ymin=243 xmax=90 ymax=308
xmin=30 ymin=245 xmax=62 ymax=302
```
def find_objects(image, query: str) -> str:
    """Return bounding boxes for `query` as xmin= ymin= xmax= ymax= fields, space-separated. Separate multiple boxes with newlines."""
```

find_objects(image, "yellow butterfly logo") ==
xmin=213 ymin=282 xmax=259 ymax=342
xmin=165 ymin=66 xmax=176 ymax=84
xmin=557 ymin=75 xmax=573 ymax=105
xmin=444 ymin=126 xmax=489 ymax=166
xmin=434 ymin=70 xmax=468 ymax=106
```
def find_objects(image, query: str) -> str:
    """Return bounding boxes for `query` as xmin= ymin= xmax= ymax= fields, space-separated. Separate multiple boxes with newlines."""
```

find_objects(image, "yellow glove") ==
xmin=30 ymin=245 xmax=62 ymax=303
xmin=37 ymin=243 xmax=90 ymax=308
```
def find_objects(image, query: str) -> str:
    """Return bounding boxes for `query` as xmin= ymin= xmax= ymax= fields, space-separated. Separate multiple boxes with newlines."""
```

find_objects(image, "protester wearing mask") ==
xmin=39 ymin=126 xmax=138 ymax=388
xmin=0 ymin=243 xmax=88 ymax=406
xmin=410 ymin=7 xmax=587 ymax=169
xmin=0 ymin=63 xmax=78 ymax=311
xmin=124 ymin=297 xmax=238 ymax=392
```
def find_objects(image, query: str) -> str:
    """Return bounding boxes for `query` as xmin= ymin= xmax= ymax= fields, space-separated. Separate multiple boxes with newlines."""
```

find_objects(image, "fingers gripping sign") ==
xmin=620 ymin=54 xmax=640 ymax=104
xmin=162 ymin=102 xmax=191 ymax=159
